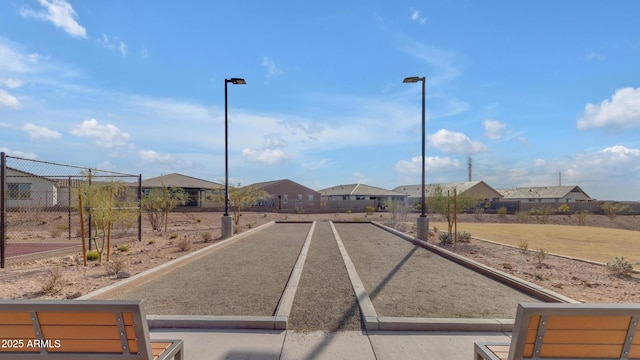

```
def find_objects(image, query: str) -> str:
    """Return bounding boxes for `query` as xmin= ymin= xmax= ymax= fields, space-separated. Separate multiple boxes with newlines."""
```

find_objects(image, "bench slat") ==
xmin=0 ymin=324 xmax=36 ymax=338
xmin=0 ymin=311 xmax=31 ymax=324
xmin=539 ymin=329 xmax=628 ymax=344
xmin=486 ymin=345 xmax=510 ymax=360
xmin=545 ymin=315 xmax=632 ymax=330
xmin=45 ymin=339 xmax=131 ymax=353
xmin=41 ymin=325 xmax=122 ymax=339
xmin=540 ymin=343 xmax=624 ymax=358
xmin=37 ymin=312 xmax=120 ymax=325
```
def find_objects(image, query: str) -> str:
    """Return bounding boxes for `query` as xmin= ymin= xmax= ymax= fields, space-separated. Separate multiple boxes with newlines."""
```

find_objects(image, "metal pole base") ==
xmin=221 ymin=215 xmax=233 ymax=239
xmin=417 ymin=216 xmax=429 ymax=241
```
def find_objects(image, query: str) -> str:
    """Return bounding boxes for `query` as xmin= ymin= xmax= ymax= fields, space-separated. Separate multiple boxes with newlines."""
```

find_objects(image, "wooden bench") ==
xmin=475 ymin=303 xmax=640 ymax=360
xmin=0 ymin=299 xmax=183 ymax=360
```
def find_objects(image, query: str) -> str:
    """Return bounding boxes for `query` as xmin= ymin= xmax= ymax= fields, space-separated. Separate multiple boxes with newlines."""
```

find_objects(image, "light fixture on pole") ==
xmin=403 ymin=76 xmax=428 ymax=240
xmin=221 ymin=77 xmax=246 ymax=239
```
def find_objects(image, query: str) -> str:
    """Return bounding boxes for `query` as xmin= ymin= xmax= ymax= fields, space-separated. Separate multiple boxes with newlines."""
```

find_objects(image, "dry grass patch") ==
xmin=431 ymin=222 xmax=640 ymax=268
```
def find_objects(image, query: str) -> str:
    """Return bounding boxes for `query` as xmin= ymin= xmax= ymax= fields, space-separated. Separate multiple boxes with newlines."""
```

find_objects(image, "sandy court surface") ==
xmin=334 ymin=222 xmax=541 ymax=319
xmin=106 ymin=223 xmax=311 ymax=316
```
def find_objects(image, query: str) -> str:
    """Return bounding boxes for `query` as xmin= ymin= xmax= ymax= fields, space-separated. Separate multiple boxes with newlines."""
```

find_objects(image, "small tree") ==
xmin=78 ymin=175 xmax=138 ymax=263
xmin=600 ymin=203 xmax=629 ymax=221
xmin=575 ymin=210 xmax=590 ymax=226
xmin=529 ymin=206 xmax=554 ymax=224
xmin=426 ymin=185 xmax=477 ymax=239
xmin=557 ymin=204 xmax=570 ymax=214
xmin=141 ymin=185 xmax=188 ymax=231
xmin=215 ymin=184 xmax=269 ymax=226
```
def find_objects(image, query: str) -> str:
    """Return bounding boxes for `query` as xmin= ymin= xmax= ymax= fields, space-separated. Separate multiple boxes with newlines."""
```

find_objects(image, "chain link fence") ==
xmin=1 ymin=152 xmax=141 ymax=268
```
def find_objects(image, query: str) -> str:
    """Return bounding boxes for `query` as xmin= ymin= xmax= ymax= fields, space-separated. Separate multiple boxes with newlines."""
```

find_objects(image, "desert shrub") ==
xmin=530 ymin=207 xmax=554 ymax=224
xmin=575 ymin=210 xmax=590 ymax=226
xmin=497 ymin=207 xmax=507 ymax=218
xmin=601 ymin=203 xmax=630 ymax=220
xmin=557 ymin=204 xmax=570 ymax=213
xmin=200 ymin=232 xmax=214 ymax=243
xmin=606 ymin=257 xmax=634 ymax=277
xmin=245 ymin=222 xmax=254 ymax=229
xmin=51 ymin=223 xmax=68 ymax=238
xmin=262 ymin=213 xmax=268 ymax=218
xmin=432 ymin=226 xmax=438 ymax=233
xmin=296 ymin=208 xmax=305 ymax=214
xmin=169 ymin=233 xmax=179 ymax=239
xmin=41 ymin=266 xmax=65 ymax=295
xmin=148 ymin=239 xmax=156 ymax=245
xmin=86 ymin=250 xmax=100 ymax=261
xmin=518 ymin=240 xmax=529 ymax=252
xmin=118 ymin=244 xmax=130 ymax=252
xmin=177 ymin=237 xmax=192 ymax=251
xmin=346 ymin=209 xmax=352 ymax=214
xmin=105 ymin=256 xmax=127 ymax=276
xmin=457 ymin=231 xmax=472 ymax=243
xmin=365 ymin=206 xmax=375 ymax=215
xmin=353 ymin=216 xmax=364 ymax=222
xmin=439 ymin=232 xmax=453 ymax=245
xmin=233 ymin=223 xmax=242 ymax=234
xmin=534 ymin=248 xmax=548 ymax=264
xmin=515 ymin=211 xmax=528 ymax=223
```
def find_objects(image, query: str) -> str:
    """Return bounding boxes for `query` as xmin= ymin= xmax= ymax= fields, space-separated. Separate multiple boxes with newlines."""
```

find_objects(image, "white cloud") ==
xmin=577 ymin=87 xmax=640 ymax=130
xmin=395 ymin=155 xmax=461 ymax=175
xmin=585 ymin=52 xmax=604 ymax=61
xmin=139 ymin=150 xmax=173 ymax=163
xmin=20 ymin=0 xmax=87 ymax=38
xmin=483 ymin=119 xmax=506 ymax=140
xmin=262 ymin=56 xmax=283 ymax=79
xmin=22 ymin=123 xmax=62 ymax=140
xmin=242 ymin=134 xmax=291 ymax=164
xmin=410 ymin=9 xmax=427 ymax=24
xmin=428 ymin=129 xmax=487 ymax=154
xmin=0 ymin=147 xmax=38 ymax=159
xmin=601 ymin=145 xmax=640 ymax=158
xmin=97 ymin=34 xmax=127 ymax=57
xmin=0 ymin=78 xmax=23 ymax=88
xmin=0 ymin=89 xmax=21 ymax=109
xmin=70 ymin=119 xmax=131 ymax=148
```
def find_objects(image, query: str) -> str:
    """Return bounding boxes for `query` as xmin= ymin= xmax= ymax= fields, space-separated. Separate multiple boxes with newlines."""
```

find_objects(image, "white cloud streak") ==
xmin=409 ymin=9 xmax=427 ymax=24
xmin=262 ymin=56 xmax=283 ymax=79
xmin=22 ymin=123 xmax=62 ymax=140
xmin=20 ymin=0 xmax=87 ymax=38
xmin=0 ymin=89 xmax=21 ymax=109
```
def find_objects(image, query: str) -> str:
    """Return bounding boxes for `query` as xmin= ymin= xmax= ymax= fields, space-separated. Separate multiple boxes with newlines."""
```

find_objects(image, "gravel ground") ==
xmin=288 ymin=221 xmax=362 ymax=331
xmin=334 ymin=222 xmax=541 ymax=319
xmin=108 ymin=223 xmax=310 ymax=316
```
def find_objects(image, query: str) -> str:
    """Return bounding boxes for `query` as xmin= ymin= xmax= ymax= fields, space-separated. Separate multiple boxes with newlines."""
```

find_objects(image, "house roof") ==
xmin=496 ymin=186 xmax=591 ymax=200
xmin=141 ymin=173 xmax=223 ymax=189
xmin=248 ymin=179 xmax=320 ymax=194
xmin=319 ymin=183 xmax=407 ymax=197
xmin=394 ymin=181 xmax=500 ymax=198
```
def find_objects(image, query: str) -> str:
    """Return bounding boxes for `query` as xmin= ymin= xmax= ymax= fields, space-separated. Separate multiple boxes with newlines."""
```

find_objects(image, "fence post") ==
xmin=1 ymin=152 xmax=6 ymax=268
xmin=88 ymin=168 xmax=92 ymax=251
xmin=138 ymin=174 xmax=142 ymax=242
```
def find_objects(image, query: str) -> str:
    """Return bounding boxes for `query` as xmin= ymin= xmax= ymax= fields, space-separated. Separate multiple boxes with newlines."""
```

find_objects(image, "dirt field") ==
xmin=0 ymin=211 xmax=638 ymax=305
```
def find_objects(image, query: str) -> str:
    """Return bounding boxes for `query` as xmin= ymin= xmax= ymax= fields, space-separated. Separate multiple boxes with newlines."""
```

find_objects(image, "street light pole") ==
xmin=403 ymin=76 xmax=428 ymax=240
xmin=222 ymin=77 xmax=246 ymax=239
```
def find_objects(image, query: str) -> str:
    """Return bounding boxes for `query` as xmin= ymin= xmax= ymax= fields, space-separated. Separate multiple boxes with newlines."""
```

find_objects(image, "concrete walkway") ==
xmin=151 ymin=328 xmax=511 ymax=360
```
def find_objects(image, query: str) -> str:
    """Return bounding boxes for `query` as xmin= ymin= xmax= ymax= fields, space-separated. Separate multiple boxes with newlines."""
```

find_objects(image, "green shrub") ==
xmin=106 ymin=256 xmax=127 ymax=276
xmin=353 ymin=216 xmax=364 ymax=222
xmin=86 ymin=250 xmax=100 ymax=261
xmin=557 ymin=204 xmax=570 ymax=213
xmin=169 ymin=233 xmax=179 ymax=239
xmin=365 ymin=206 xmax=375 ymax=215
xmin=606 ymin=257 xmax=633 ymax=277
xmin=117 ymin=244 xmax=130 ymax=252
xmin=457 ymin=231 xmax=472 ymax=243
xmin=439 ymin=232 xmax=453 ymax=245
xmin=515 ymin=211 xmax=528 ymax=223
xmin=497 ymin=207 xmax=507 ymax=217
xmin=576 ymin=210 xmax=590 ymax=226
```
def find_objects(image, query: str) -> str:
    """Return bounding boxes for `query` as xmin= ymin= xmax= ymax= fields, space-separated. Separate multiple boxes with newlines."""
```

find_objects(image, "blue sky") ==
xmin=1 ymin=1 xmax=639 ymax=201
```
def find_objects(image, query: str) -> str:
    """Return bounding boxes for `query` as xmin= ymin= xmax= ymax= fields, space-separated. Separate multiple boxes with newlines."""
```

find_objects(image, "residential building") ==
xmin=496 ymin=185 xmax=593 ymax=203
xmin=319 ymin=183 xmax=407 ymax=211
xmin=248 ymin=179 xmax=320 ymax=212
xmin=394 ymin=181 xmax=502 ymax=208
xmin=141 ymin=173 xmax=224 ymax=208
xmin=5 ymin=167 xmax=58 ymax=208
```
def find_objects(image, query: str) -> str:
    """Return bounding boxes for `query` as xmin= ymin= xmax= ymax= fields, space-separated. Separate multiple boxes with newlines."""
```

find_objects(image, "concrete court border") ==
xmin=330 ymin=220 xmax=578 ymax=332
xmin=81 ymin=221 xmax=316 ymax=330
